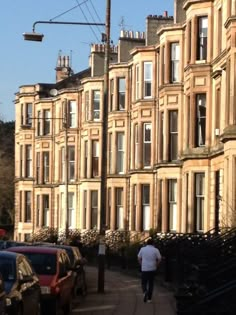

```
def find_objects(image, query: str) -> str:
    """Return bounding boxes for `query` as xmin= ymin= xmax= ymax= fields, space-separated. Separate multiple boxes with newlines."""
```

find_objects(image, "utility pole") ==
xmin=97 ymin=0 xmax=111 ymax=293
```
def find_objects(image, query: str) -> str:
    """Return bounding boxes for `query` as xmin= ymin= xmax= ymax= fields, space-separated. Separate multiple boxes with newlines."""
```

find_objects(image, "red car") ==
xmin=7 ymin=246 xmax=74 ymax=315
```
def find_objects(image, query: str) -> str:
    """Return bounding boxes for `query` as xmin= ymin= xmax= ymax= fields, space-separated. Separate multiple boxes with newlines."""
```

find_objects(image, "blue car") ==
xmin=0 ymin=251 xmax=41 ymax=315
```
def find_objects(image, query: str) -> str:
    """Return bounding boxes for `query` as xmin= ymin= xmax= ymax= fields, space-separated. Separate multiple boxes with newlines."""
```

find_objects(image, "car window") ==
xmin=22 ymin=253 xmax=57 ymax=275
xmin=19 ymin=259 xmax=31 ymax=278
xmin=63 ymin=252 xmax=71 ymax=270
xmin=0 ymin=258 xmax=15 ymax=281
xmin=73 ymin=248 xmax=82 ymax=261
xmin=59 ymin=253 xmax=66 ymax=276
xmin=22 ymin=257 xmax=34 ymax=276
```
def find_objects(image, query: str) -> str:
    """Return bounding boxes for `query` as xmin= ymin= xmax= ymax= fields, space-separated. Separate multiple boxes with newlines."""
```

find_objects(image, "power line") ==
xmin=49 ymin=0 xmax=89 ymax=21
xmin=75 ymin=0 xmax=100 ymax=42
xmin=84 ymin=1 xmax=104 ymax=35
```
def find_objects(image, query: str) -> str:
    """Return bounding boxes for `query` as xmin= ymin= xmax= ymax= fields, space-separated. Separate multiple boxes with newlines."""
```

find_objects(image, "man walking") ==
xmin=138 ymin=238 xmax=162 ymax=303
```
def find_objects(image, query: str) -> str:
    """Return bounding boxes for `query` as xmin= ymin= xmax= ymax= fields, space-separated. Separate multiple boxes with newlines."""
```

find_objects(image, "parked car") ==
xmin=7 ymin=246 xmax=74 ymax=315
xmin=0 ymin=241 xmax=30 ymax=250
xmin=0 ymin=273 xmax=6 ymax=315
xmin=33 ymin=243 xmax=87 ymax=296
xmin=0 ymin=251 xmax=41 ymax=315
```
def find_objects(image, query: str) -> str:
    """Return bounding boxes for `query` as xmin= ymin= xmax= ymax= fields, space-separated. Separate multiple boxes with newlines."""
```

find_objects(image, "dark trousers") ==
xmin=141 ymin=270 xmax=156 ymax=300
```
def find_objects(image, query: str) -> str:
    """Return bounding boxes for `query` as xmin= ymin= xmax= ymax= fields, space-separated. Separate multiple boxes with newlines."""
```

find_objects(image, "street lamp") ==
xmin=23 ymin=2 xmax=110 ymax=292
xmin=23 ymin=20 xmax=105 ymax=42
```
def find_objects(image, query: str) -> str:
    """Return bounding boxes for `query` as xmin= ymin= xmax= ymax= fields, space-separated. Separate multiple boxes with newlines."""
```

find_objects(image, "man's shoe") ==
xmin=147 ymin=300 xmax=152 ymax=303
xmin=143 ymin=292 xmax=148 ymax=303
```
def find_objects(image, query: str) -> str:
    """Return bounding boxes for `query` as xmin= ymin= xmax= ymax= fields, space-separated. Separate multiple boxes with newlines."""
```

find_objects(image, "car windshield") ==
xmin=23 ymin=253 xmax=57 ymax=275
xmin=0 ymin=258 xmax=16 ymax=281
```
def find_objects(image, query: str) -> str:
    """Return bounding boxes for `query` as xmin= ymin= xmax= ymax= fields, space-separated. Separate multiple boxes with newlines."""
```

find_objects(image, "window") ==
xmin=25 ymin=191 xmax=31 ymax=222
xmin=168 ymin=179 xmax=177 ymax=232
xmin=195 ymin=173 xmax=205 ymax=232
xmin=107 ymin=188 xmax=111 ymax=229
xmin=159 ymin=112 xmax=164 ymax=161
xmin=68 ymin=101 xmax=76 ymax=128
xmin=143 ymin=123 xmax=151 ymax=167
xmin=37 ymin=111 xmax=41 ymax=136
xmin=118 ymin=78 xmax=125 ymax=110
xmin=85 ymin=91 xmax=89 ymax=121
xmin=215 ymin=87 xmax=221 ymax=131
xmin=68 ymin=193 xmax=75 ymax=228
xmin=61 ymin=147 xmax=65 ymax=182
xmin=43 ymin=152 xmax=49 ymax=183
xmin=42 ymin=194 xmax=49 ymax=227
xmin=43 ymin=110 xmax=50 ymax=135
xmin=91 ymin=190 xmax=98 ymax=229
xmin=20 ymin=145 xmax=23 ymax=177
xmin=83 ymin=190 xmax=87 ymax=229
xmin=116 ymin=188 xmax=124 ymax=229
xmin=36 ymin=195 xmax=40 ymax=227
xmin=20 ymin=104 xmax=24 ymax=125
xmin=117 ymin=132 xmax=124 ymax=173
xmin=68 ymin=146 xmax=75 ymax=181
xmin=92 ymin=140 xmax=99 ymax=177
xmin=169 ymin=111 xmax=178 ymax=161
xmin=135 ymin=64 xmax=140 ymax=100
xmin=84 ymin=141 xmax=88 ymax=178
xmin=19 ymin=191 xmax=22 ymax=222
xmin=26 ymin=103 xmax=32 ymax=126
xmin=144 ymin=62 xmax=152 ymax=98
xmin=142 ymin=185 xmax=150 ymax=231
xmin=110 ymin=79 xmax=114 ymax=111
xmin=36 ymin=152 xmax=40 ymax=184
xmin=187 ymin=21 xmax=192 ymax=63
xmin=217 ymin=8 xmax=222 ymax=54
xmin=161 ymin=45 xmax=165 ymax=84
xmin=197 ymin=16 xmax=208 ymax=60
xmin=170 ymin=43 xmax=180 ymax=83
xmin=108 ymin=133 xmax=112 ymax=174
xmin=92 ymin=90 xmax=100 ymax=120
xmin=134 ymin=124 xmax=139 ymax=169
xmin=132 ymin=185 xmax=137 ymax=230
xmin=25 ymin=145 xmax=32 ymax=178
xmin=196 ymin=94 xmax=206 ymax=147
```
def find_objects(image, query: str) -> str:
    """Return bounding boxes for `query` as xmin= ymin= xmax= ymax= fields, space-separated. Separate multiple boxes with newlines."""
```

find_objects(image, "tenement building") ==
xmin=14 ymin=0 xmax=236 ymax=241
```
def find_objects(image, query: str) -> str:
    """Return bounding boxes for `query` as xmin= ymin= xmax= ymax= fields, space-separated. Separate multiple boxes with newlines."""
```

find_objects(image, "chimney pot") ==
xmin=163 ymin=11 xmax=168 ymax=17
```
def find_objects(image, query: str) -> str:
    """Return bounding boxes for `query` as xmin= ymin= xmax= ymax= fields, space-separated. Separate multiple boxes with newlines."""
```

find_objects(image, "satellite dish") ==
xmin=49 ymin=89 xmax=58 ymax=97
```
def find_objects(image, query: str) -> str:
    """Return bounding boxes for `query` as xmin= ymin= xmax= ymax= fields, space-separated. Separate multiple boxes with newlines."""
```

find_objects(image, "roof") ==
xmin=7 ymin=246 xmax=63 ymax=255
xmin=0 ymin=250 xmax=21 ymax=259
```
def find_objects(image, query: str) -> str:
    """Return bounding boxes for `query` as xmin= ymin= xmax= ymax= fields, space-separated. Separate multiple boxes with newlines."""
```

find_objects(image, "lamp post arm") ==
xmin=32 ymin=20 xmax=105 ymax=32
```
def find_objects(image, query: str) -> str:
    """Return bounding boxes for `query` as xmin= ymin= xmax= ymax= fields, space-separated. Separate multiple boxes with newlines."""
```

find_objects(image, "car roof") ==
xmin=7 ymin=246 xmax=64 ymax=254
xmin=0 ymin=250 xmax=23 ymax=260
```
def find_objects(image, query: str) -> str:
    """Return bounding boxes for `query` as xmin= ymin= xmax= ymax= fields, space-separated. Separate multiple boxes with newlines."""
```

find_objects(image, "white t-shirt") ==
xmin=137 ymin=245 xmax=161 ymax=271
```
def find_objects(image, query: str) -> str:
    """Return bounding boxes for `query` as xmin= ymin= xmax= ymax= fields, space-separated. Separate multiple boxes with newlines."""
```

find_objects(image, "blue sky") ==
xmin=0 ymin=0 xmax=173 ymax=121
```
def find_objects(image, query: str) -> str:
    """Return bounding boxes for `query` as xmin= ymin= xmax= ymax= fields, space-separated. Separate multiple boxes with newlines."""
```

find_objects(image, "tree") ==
xmin=0 ymin=120 xmax=15 ymax=224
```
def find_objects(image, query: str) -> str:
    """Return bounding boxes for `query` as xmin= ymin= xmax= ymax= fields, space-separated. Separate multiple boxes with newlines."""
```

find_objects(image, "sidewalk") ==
xmin=72 ymin=266 xmax=177 ymax=315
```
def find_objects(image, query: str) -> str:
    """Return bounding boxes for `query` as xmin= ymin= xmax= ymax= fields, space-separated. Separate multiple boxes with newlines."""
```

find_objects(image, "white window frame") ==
xmin=68 ymin=192 xmax=76 ymax=228
xmin=143 ymin=123 xmax=151 ymax=167
xmin=143 ymin=62 xmax=152 ymax=98
xmin=68 ymin=100 xmax=76 ymax=128
xmin=117 ymin=132 xmax=124 ymax=174
xmin=116 ymin=188 xmax=124 ymax=229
